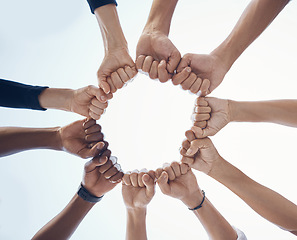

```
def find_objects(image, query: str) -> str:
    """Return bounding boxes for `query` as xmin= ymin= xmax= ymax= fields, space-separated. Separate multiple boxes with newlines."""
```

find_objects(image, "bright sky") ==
xmin=0 ymin=0 xmax=297 ymax=239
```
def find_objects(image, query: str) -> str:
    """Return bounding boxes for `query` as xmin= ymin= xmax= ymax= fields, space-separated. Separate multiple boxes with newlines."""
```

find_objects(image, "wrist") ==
xmin=228 ymin=100 xmax=241 ymax=122
xmin=127 ymin=207 xmax=147 ymax=222
xmin=181 ymin=189 xmax=204 ymax=209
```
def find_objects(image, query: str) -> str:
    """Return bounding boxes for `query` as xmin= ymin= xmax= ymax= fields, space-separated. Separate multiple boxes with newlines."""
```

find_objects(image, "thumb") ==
xmin=167 ymin=50 xmax=181 ymax=74
xmin=80 ymin=142 xmax=105 ymax=159
xmin=87 ymin=85 xmax=108 ymax=103
xmin=84 ymin=154 xmax=108 ymax=173
xmin=98 ymin=76 xmax=111 ymax=94
xmin=142 ymin=174 xmax=155 ymax=197
xmin=185 ymin=139 xmax=200 ymax=156
xmin=176 ymin=55 xmax=191 ymax=73
xmin=192 ymin=126 xmax=215 ymax=138
xmin=157 ymin=171 xmax=170 ymax=195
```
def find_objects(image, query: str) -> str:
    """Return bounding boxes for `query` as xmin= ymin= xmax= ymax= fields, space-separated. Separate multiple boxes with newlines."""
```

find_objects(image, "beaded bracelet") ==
xmin=188 ymin=190 xmax=205 ymax=211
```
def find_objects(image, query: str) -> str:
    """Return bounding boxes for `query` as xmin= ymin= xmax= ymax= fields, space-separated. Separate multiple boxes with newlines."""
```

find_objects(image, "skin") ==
xmin=0 ymin=118 xmax=105 ymax=159
xmin=136 ymin=0 xmax=181 ymax=83
xmin=180 ymin=129 xmax=297 ymax=235
xmin=94 ymin=4 xmax=137 ymax=94
xmin=193 ymin=97 xmax=297 ymax=138
xmin=38 ymin=85 xmax=112 ymax=120
xmin=176 ymin=0 xmax=290 ymax=95
xmin=122 ymin=170 xmax=156 ymax=240
xmin=32 ymin=152 xmax=124 ymax=240
xmin=156 ymin=162 xmax=238 ymax=240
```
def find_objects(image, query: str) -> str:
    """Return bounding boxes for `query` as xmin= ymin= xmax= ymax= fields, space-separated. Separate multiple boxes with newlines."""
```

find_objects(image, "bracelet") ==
xmin=77 ymin=184 xmax=104 ymax=203
xmin=188 ymin=190 xmax=205 ymax=211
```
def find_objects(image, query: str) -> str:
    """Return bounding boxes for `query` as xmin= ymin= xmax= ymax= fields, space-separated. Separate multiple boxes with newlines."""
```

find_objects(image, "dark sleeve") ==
xmin=86 ymin=0 xmax=117 ymax=14
xmin=0 ymin=79 xmax=48 ymax=111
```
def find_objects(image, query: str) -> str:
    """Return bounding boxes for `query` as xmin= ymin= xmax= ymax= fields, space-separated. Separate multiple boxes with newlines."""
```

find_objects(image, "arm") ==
xmin=181 ymin=130 xmax=297 ymax=234
xmin=92 ymin=4 xmax=137 ymax=94
xmin=192 ymin=97 xmax=297 ymax=138
xmin=0 ymin=118 xmax=104 ymax=158
xmin=176 ymin=0 xmax=289 ymax=94
xmin=136 ymin=0 xmax=181 ymax=83
xmin=32 ymin=150 xmax=124 ymax=240
xmin=122 ymin=170 xmax=156 ymax=240
xmin=156 ymin=162 xmax=239 ymax=240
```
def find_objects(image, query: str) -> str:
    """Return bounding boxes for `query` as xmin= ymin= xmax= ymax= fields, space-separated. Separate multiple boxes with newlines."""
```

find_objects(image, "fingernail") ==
xmin=97 ymin=142 xmax=104 ymax=149
xmin=98 ymin=156 xmax=107 ymax=163
xmin=186 ymin=149 xmax=193 ymax=155
xmin=100 ymin=96 xmax=106 ymax=102
xmin=186 ymin=67 xmax=191 ymax=72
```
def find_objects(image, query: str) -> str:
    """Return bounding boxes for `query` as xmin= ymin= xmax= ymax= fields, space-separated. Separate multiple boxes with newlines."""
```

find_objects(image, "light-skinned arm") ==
xmin=176 ymin=0 xmax=290 ymax=94
xmin=192 ymin=97 xmax=297 ymax=138
xmin=136 ymin=0 xmax=181 ymax=83
xmin=32 ymin=150 xmax=124 ymax=240
xmin=180 ymin=128 xmax=297 ymax=235
xmin=94 ymin=4 xmax=137 ymax=94
xmin=0 ymin=118 xmax=104 ymax=158
xmin=39 ymin=85 xmax=112 ymax=120
xmin=122 ymin=169 xmax=156 ymax=240
xmin=156 ymin=162 xmax=239 ymax=240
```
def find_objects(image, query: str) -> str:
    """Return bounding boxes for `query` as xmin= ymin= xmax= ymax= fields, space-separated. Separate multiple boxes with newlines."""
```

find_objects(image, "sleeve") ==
xmin=86 ymin=0 xmax=118 ymax=14
xmin=0 ymin=79 xmax=48 ymax=111
xmin=232 ymin=226 xmax=247 ymax=240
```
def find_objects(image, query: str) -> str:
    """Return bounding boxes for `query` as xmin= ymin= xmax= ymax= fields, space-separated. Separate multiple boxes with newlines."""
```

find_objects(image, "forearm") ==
xmin=32 ymin=194 xmax=95 ymax=240
xmin=212 ymin=0 xmax=289 ymax=70
xmin=0 ymin=127 xmax=62 ymax=157
xmin=209 ymin=158 xmax=297 ymax=232
xmin=94 ymin=4 xmax=127 ymax=52
xmin=229 ymin=99 xmax=297 ymax=127
xmin=144 ymin=0 xmax=178 ymax=35
xmin=38 ymin=88 xmax=73 ymax=111
xmin=126 ymin=208 xmax=147 ymax=240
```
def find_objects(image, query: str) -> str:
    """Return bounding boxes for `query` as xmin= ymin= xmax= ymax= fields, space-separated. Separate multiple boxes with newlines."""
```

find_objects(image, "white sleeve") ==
xmin=232 ymin=226 xmax=247 ymax=240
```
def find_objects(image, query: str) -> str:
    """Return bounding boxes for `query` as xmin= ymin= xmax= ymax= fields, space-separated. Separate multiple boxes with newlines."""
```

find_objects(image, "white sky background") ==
xmin=0 ymin=0 xmax=297 ymax=239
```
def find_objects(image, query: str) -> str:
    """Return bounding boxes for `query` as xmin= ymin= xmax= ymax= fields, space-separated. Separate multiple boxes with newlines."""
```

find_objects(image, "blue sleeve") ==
xmin=0 ymin=79 xmax=48 ymax=111
xmin=86 ymin=0 xmax=117 ymax=14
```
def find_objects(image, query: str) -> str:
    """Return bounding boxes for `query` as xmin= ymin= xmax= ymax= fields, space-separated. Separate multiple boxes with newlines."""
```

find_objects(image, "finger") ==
xmin=136 ymin=55 xmax=146 ymax=70
xmin=171 ymin=162 xmax=181 ymax=178
xmin=103 ymin=163 xmax=121 ymax=179
xmin=130 ymin=171 xmax=139 ymax=187
xmin=84 ymin=154 xmax=109 ymax=173
xmin=182 ymin=139 xmax=191 ymax=149
xmin=89 ymin=105 xmax=105 ymax=117
xmin=142 ymin=56 xmax=154 ymax=73
xmin=185 ymin=139 xmax=201 ymax=156
xmin=142 ymin=174 xmax=155 ymax=197
xmin=157 ymin=171 xmax=170 ymax=194
xmin=149 ymin=60 xmax=159 ymax=80
xmin=80 ymin=141 xmax=106 ymax=159
xmin=171 ymin=67 xmax=191 ymax=85
xmin=124 ymin=65 xmax=138 ymax=80
xmin=86 ymin=85 xmax=108 ymax=103
xmin=97 ymin=88 xmax=112 ymax=103
xmin=83 ymin=118 xmax=96 ymax=129
xmin=181 ymin=163 xmax=190 ymax=175
xmin=180 ymin=147 xmax=187 ymax=156
xmin=180 ymin=73 xmax=197 ymax=90
xmin=89 ymin=111 xmax=100 ymax=120
xmin=91 ymin=98 xmax=108 ymax=110
xmin=117 ymin=68 xmax=130 ymax=84
xmin=107 ymin=77 xmax=117 ymax=94
xmin=109 ymin=171 xmax=124 ymax=183
xmin=167 ymin=50 xmax=181 ymax=74
xmin=194 ymin=106 xmax=211 ymax=114
xmin=192 ymin=126 xmax=216 ymax=138
xmin=163 ymin=163 xmax=175 ymax=181
xmin=123 ymin=173 xmax=132 ymax=186
xmin=176 ymin=54 xmax=191 ymax=73
xmin=181 ymin=156 xmax=194 ymax=166
xmin=189 ymin=77 xmax=202 ymax=94
xmin=85 ymin=132 xmax=104 ymax=142
xmin=192 ymin=113 xmax=210 ymax=122
xmin=98 ymin=78 xmax=111 ymax=94
xmin=195 ymin=97 xmax=208 ymax=107
xmin=199 ymin=79 xmax=211 ymax=96
xmin=138 ymin=170 xmax=147 ymax=187
xmin=193 ymin=121 xmax=207 ymax=129
xmin=158 ymin=60 xmax=170 ymax=83
xmin=155 ymin=168 xmax=163 ymax=179
xmin=185 ymin=130 xmax=196 ymax=142
xmin=147 ymin=170 xmax=156 ymax=181
xmin=85 ymin=124 xmax=102 ymax=135
xmin=111 ymin=72 xmax=124 ymax=90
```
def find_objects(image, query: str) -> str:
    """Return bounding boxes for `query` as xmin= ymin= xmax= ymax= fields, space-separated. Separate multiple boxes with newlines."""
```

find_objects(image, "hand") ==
xmin=192 ymin=97 xmax=230 ymax=137
xmin=180 ymin=128 xmax=222 ymax=174
xmin=59 ymin=118 xmax=105 ymax=159
xmin=70 ymin=85 xmax=112 ymax=120
xmin=122 ymin=169 xmax=156 ymax=209
xmin=176 ymin=53 xmax=229 ymax=95
xmin=97 ymin=48 xmax=137 ymax=94
xmin=156 ymin=162 xmax=204 ymax=208
xmin=82 ymin=151 xmax=124 ymax=197
xmin=136 ymin=31 xmax=181 ymax=82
